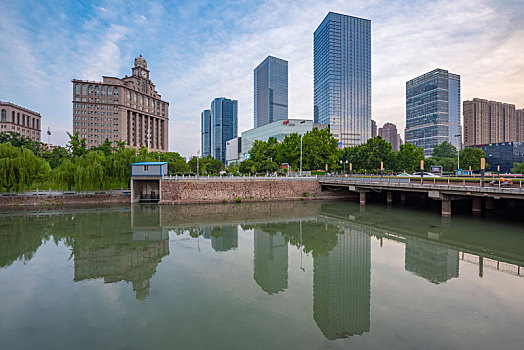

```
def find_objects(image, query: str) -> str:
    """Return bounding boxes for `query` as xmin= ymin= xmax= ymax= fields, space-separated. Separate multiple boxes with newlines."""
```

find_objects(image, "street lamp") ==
xmin=196 ymin=149 xmax=200 ymax=176
xmin=455 ymin=134 xmax=461 ymax=174
xmin=299 ymin=134 xmax=303 ymax=177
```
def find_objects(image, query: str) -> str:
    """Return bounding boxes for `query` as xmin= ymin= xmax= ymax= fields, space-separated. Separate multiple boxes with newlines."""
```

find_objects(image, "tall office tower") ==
xmin=254 ymin=56 xmax=288 ymax=128
xmin=210 ymin=225 xmax=238 ymax=252
xmin=201 ymin=109 xmax=211 ymax=157
xmin=72 ymin=55 xmax=169 ymax=151
xmin=0 ymin=101 xmax=41 ymax=142
xmin=378 ymin=122 xmax=401 ymax=151
xmin=405 ymin=68 xmax=461 ymax=156
xmin=314 ymin=12 xmax=372 ymax=148
xmin=463 ymin=98 xmax=519 ymax=146
xmin=313 ymin=227 xmax=371 ymax=339
xmin=371 ymin=120 xmax=377 ymax=138
xmin=210 ymin=97 xmax=238 ymax=163
xmin=253 ymin=230 xmax=288 ymax=294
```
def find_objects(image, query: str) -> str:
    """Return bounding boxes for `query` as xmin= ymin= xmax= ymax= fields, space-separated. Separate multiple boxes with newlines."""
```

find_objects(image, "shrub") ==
xmin=302 ymin=191 xmax=309 ymax=197
xmin=234 ymin=197 xmax=242 ymax=203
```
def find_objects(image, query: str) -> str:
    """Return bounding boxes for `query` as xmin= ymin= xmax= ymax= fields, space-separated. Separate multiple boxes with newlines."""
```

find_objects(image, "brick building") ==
xmin=0 ymin=101 xmax=41 ymax=142
xmin=72 ymin=55 xmax=169 ymax=151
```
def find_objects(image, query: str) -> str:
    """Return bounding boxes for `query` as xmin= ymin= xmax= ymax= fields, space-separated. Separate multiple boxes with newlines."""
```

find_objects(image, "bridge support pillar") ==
xmin=486 ymin=198 xmax=495 ymax=210
xmin=472 ymin=198 xmax=482 ymax=214
xmin=387 ymin=191 xmax=393 ymax=205
xmin=442 ymin=198 xmax=452 ymax=217
xmin=359 ymin=192 xmax=366 ymax=205
xmin=400 ymin=192 xmax=406 ymax=204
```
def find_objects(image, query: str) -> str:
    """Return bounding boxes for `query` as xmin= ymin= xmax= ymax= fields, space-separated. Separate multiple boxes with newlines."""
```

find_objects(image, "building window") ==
xmin=113 ymin=87 xmax=118 ymax=96
xmin=36 ymin=119 xmax=39 ymax=130
xmin=17 ymin=113 xmax=20 ymax=125
xmin=1 ymin=109 xmax=5 ymax=122
xmin=88 ymin=85 xmax=93 ymax=95
xmin=75 ymin=84 xmax=80 ymax=95
xmin=101 ymin=86 xmax=106 ymax=96
xmin=144 ymin=165 xmax=149 ymax=172
xmin=95 ymin=86 xmax=99 ymax=95
xmin=11 ymin=111 xmax=15 ymax=123
xmin=108 ymin=87 xmax=112 ymax=96
xmin=32 ymin=118 xmax=35 ymax=128
xmin=82 ymin=84 xmax=86 ymax=95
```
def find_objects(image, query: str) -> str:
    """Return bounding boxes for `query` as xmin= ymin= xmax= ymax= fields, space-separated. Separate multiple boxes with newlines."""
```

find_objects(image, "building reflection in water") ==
xmin=313 ymin=227 xmax=371 ymax=339
xmin=404 ymin=237 xmax=459 ymax=284
xmin=73 ymin=205 xmax=169 ymax=301
xmin=211 ymin=226 xmax=238 ymax=252
xmin=253 ymin=230 xmax=288 ymax=294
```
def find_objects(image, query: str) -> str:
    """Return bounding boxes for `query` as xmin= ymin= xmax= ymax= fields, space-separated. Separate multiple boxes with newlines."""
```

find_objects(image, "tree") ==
xmin=239 ymin=159 xmax=256 ymax=174
xmin=432 ymin=141 xmax=457 ymax=158
xmin=301 ymin=128 xmax=340 ymax=171
xmin=396 ymin=143 xmax=425 ymax=173
xmin=0 ymin=143 xmax=48 ymax=192
xmin=511 ymin=162 xmax=524 ymax=174
xmin=54 ymin=159 xmax=76 ymax=190
xmin=66 ymin=132 xmax=87 ymax=157
xmin=459 ymin=147 xmax=485 ymax=171
xmin=258 ymin=159 xmax=279 ymax=174
xmin=205 ymin=158 xmax=224 ymax=174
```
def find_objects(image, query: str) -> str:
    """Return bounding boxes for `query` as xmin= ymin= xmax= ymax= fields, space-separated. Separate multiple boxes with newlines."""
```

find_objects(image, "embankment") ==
xmin=0 ymin=193 xmax=129 ymax=208
xmin=159 ymin=178 xmax=353 ymax=205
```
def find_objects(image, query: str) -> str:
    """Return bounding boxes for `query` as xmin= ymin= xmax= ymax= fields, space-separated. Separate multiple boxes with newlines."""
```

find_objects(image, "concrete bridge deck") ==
xmin=318 ymin=176 xmax=524 ymax=216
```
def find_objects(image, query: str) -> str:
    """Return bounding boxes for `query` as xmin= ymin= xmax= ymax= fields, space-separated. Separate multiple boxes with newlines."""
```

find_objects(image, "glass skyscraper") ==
xmin=210 ymin=97 xmax=238 ymax=163
xmin=254 ymin=56 xmax=288 ymax=128
xmin=314 ymin=12 xmax=372 ymax=148
xmin=201 ymin=109 xmax=211 ymax=157
xmin=405 ymin=68 xmax=461 ymax=156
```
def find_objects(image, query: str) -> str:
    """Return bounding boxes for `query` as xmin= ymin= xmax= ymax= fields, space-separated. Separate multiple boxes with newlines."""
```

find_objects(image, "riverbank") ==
xmin=0 ymin=193 xmax=129 ymax=207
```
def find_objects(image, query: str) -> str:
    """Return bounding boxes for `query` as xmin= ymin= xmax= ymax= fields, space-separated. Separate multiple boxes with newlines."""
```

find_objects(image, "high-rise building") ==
xmin=378 ymin=122 xmax=401 ymax=151
xmin=0 ymin=101 xmax=41 ymax=142
xmin=314 ymin=12 xmax=372 ymax=148
xmin=405 ymin=68 xmax=461 ymax=156
xmin=254 ymin=56 xmax=288 ymax=128
xmin=371 ymin=120 xmax=377 ymax=138
xmin=201 ymin=109 xmax=211 ymax=157
xmin=210 ymin=97 xmax=238 ymax=163
xmin=210 ymin=225 xmax=238 ymax=252
xmin=313 ymin=227 xmax=371 ymax=339
xmin=463 ymin=98 xmax=523 ymax=146
xmin=72 ymin=55 xmax=169 ymax=151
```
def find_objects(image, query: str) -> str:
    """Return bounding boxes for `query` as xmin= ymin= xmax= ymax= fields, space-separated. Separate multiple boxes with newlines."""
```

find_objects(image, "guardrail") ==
xmin=163 ymin=175 xmax=318 ymax=181
xmin=318 ymin=176 xmax=524 ymax=194
xmin=0 ymin=189 xmax=131 ymax=197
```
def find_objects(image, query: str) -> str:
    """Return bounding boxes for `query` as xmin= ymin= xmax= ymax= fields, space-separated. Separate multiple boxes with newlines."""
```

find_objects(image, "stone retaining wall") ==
xmin=0 ymin=194 xmax=129 ymax=207
xmin=160 ymin=178 xmax=352 ymax=205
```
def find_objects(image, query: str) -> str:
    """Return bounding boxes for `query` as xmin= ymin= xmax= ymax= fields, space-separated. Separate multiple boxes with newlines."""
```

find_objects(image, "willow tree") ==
xmin=0 ymin=143 xmax=48 ymax=192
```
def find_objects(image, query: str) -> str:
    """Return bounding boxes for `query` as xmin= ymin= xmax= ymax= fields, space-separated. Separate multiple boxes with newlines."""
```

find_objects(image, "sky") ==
xmin=1 ymin=0 xmax=523 ymax=158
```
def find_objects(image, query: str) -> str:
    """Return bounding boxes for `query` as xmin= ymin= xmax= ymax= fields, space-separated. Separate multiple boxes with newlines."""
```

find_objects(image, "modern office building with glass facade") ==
xmin=201 ymin=109 xmax=211 ymax=157
xmin=254 ymin=56 xmax=288 ymax=128
xmin=313 ymin=12 xmax=372 ymax=148
xmin=210 ymin=97 xmax=238 ymax=163
xmin=405 ymin=68 xmax=461 ymax=156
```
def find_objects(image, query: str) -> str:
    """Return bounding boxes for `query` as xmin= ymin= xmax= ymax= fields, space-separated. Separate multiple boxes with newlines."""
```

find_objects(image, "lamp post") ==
xmin=299 ymin=134 xmax=303 ymax=177
xmin=339 ymin=160 xmax=343 ymax=175
xmin=196 ymin=149 xmax=200 ymax=176
xmin=455 ymin=134 xmax=461 ymax=174
xmin=420 ymin=159 xmax=424 ymax=184
xmin=481 ymin=158 xmax=486 ymax=187
xmin=349 ymin=162 xmax=352 ymax=177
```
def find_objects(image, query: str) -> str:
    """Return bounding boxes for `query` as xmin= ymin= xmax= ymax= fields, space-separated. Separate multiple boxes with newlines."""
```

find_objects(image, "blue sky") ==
xmin=1 ymin=0 xmax=523 ymax=157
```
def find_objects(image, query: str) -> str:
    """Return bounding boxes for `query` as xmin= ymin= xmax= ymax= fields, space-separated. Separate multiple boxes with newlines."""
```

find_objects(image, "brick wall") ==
xmin=160 ymin=178 xmax=351 ymax=205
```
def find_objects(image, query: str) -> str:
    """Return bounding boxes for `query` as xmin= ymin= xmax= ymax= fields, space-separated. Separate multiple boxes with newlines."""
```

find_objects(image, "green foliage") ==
xmin=432 ymin=141 xmax=457 ymax=158
xmin=0 ymin=143 xmax=49 ymax=192
xmin=395 ymin=143 xmax=425 ymax=173
xmin=460 ymin=147 xmax=485 ymax=171
xmin=302 ymin=191 xmax=309 ymax=197
xmin=511 ymin=162 xmax=524 ymax=174
xmin=239 ymin=159 xmax=256 ymax=174
xmin=234 ymin=197 xmax=242 ymax=203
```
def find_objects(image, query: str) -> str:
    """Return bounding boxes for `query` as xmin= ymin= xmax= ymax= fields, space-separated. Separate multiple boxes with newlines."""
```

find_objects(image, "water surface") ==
xmin=1 ymin=201 xmax=523 ymax=349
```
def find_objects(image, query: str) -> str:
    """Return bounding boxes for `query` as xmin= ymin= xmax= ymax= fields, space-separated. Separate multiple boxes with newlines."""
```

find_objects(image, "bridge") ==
xmin=318 ymin=176 xmax=524 ymax=216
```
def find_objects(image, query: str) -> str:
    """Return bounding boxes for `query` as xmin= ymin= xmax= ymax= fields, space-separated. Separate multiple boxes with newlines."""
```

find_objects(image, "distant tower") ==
xmin=201 ymin=109 xmax=211 ymax=157
xmin=210 ymin=97 xmax=238 ymax=163
xmin=406 ymin=68 xmax=461 ymax=156
xmin=254 ymin=56 xmax=288 ymax=128
xmin=314 ymin=12 xmax=372 ymax=147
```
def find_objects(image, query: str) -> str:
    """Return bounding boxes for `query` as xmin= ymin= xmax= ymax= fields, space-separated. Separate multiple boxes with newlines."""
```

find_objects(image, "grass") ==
xmin=234 ymin=197 xmax=242 ymax=203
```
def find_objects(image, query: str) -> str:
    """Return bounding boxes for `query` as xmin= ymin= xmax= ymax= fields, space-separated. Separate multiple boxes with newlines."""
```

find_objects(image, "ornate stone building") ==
xmin=72 ymin=55 xmax=169 ymax=151
xmin=0 ymin=101 xmax=41 ymax=142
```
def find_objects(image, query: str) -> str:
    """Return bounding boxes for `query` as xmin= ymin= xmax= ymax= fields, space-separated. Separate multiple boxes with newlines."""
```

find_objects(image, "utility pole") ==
xmin=455 ymin=134 xmax=461 ymax=174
